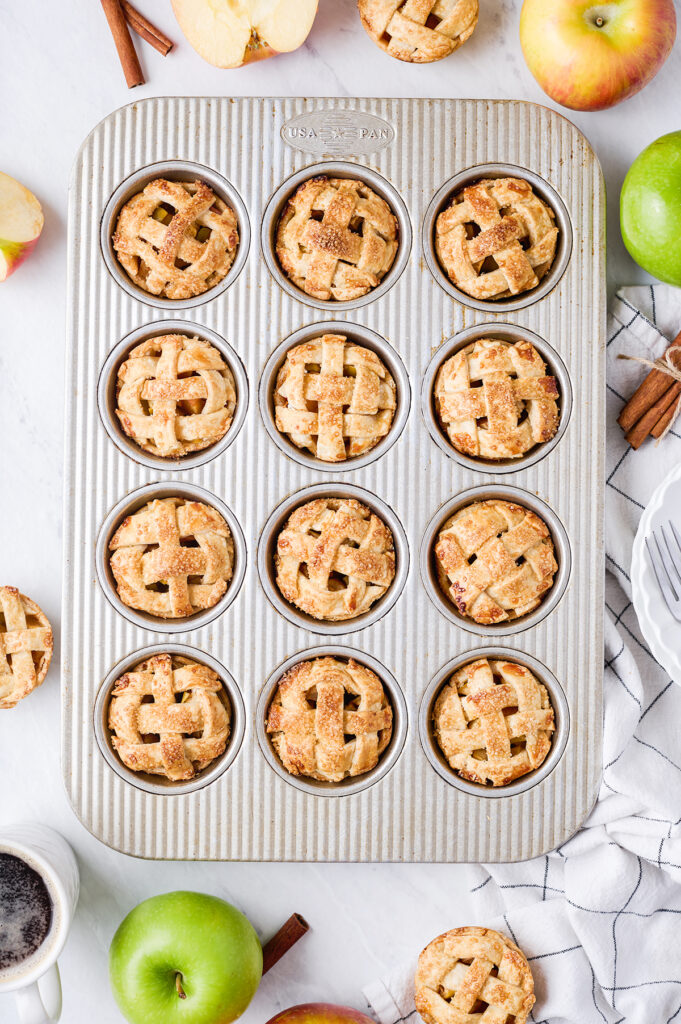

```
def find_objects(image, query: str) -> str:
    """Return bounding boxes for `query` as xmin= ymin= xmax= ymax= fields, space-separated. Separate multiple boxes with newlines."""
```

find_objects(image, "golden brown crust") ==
xmin=359 ymin=0 xmax=478 ymax=63
xmin=435 ymin=177 xmax=558 ymax=301
xmin=108 ymin=653 xmax=230 ymax=781
xmin=433 ymin=657 xmax=555 ymax=786
xmin=109 ymin=497 xmax=234 ymax=619
xmin=113 ymin=178 xmax=239 ymax=300
xmin=116 ymin=333 xmax=237 ymax=459
xmin=434 ymin=338 xmax=559 ymax=460
xmin=275 ymin=497 xmax=396 ymax=621
xmin=275 ymin=176 xmax=398 ymax=302
xmin=266 ymin=656 xmax=393 ymax=782
xmin=434 ymin=499 xmax=557 ymax=624
xmin=415 ymin=926 xmax=535 ymax=1024
xmin=274 ymin=333 xmax=396 ymax=462
xmin=0 ymin=587 xmax=53 ymax=710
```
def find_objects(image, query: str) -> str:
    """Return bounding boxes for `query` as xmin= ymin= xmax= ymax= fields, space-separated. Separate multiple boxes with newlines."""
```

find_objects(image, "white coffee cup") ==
xmin=0 ymin=824 xmax=79 ymax=1024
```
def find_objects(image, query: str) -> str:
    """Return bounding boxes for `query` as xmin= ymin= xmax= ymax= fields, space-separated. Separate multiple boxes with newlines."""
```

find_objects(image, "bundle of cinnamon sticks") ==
xmin=100 ymin=0 xmax=174 ymax=88
xmin=618 ymin=330 xmax=681 ymax=448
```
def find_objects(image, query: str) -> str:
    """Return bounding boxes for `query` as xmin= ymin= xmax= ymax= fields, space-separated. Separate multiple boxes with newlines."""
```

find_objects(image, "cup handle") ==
xmin=14 ymin=963 xmax=62 ymax=1024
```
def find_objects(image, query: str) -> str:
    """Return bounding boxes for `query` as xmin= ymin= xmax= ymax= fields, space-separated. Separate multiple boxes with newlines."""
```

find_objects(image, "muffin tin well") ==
xmin=418 ymin=647 xmax=570 ymax=799
xmin=256 ymin=645 xmax=408 ymax=798
xmin=94 ymin=644 xmax=246 ymax=796
xmin=64 ymin=97 xmax=605 ymax=863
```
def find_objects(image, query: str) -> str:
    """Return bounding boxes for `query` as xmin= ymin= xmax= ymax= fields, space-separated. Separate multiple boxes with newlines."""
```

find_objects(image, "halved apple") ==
xmin=0 ymin=172 xmax=44 ymax=282
xmin=171 ymin=0 xmax=319 ymax=69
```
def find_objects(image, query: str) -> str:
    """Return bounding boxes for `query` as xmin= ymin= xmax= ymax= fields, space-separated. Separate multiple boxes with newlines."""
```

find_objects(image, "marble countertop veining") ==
xmin=2 ymin=0 xmax=679 ymax=1020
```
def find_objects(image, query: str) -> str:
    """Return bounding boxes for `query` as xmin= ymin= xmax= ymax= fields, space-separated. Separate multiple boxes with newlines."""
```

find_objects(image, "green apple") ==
xmin=0 ymin=171 xmax=43 ymax=281
xmin=621 ymin=131 xmax=681 ymax=286
xmin=520 ymin=0 xmax=676 ymax=112
xmin=109 ymin=892 xmax=263 ymax=1024
xmin=265 ymin=1005 xmax=376 ymax=1024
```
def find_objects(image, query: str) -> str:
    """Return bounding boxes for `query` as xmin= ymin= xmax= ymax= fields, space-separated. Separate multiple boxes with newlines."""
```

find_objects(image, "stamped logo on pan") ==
xmin=281 ymin=110 xmax=396 ymax=156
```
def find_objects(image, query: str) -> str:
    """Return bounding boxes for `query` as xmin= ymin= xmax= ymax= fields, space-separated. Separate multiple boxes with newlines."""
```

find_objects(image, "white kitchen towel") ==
xmin=363 ymin=286 xmax=681 ymax=1024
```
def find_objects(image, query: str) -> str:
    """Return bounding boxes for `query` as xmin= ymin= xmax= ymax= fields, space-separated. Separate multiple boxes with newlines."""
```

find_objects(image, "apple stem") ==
xmin=595 ymin=15 xmax=605 ymax=27
xmin=175 ymin=972 xmax=187 ymax=1000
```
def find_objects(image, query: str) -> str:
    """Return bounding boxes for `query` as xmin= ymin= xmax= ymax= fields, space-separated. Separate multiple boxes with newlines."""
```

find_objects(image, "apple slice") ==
xmin=171 ymin=0 xmax=319 ymax=69
xmin=0 ymin=172 xmax=44 ymax=282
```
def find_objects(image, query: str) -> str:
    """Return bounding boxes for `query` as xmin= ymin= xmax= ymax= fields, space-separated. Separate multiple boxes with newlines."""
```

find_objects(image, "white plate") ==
xmin=632 ymin=461 xmax=681 ymax=685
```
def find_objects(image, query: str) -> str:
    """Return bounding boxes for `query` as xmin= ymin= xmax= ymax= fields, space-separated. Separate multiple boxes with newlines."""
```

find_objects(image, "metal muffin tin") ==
xmin=63 ymin=98 xmax=605 ymax=862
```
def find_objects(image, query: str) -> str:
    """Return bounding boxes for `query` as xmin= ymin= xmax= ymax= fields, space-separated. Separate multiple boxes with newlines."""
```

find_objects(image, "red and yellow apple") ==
xmin=519 ymin=0 xmax=676 ymax=112
xmin=171 ymin=0 xmax=319 ymax=69
xmin=266 ymin=1006 xmax=376 ymax=1024
xmin=0 ymin=171 xmax=43 ymax=282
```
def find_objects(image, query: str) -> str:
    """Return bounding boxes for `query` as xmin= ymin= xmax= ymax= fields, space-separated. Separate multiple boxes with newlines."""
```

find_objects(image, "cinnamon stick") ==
xmin=651 ymin=390 xmax=681 ymax=439
xmin=618 ymin=330 xmax=681 ymax=432
xmin=122 ymin=1 xmax=174 ymax=56
xmin=100 ymin=0 xmax=145 ymax=88
xmin=625 ymin=382 xmax=681 ymax=449
xmin=262 ymin=914 xmax=309 ymax=975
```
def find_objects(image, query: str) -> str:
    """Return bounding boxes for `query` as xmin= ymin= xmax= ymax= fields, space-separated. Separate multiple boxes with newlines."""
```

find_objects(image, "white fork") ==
xmin=645 ymin=521 xmax=681 ymax=622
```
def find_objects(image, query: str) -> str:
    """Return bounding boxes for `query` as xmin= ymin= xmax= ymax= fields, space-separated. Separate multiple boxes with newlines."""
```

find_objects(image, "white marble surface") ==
xmin=1 ymin=1 xmax=679 ymax=1021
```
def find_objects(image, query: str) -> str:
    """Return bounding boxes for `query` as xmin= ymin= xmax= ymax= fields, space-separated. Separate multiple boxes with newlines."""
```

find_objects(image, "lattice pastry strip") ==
xmin=436 ymin=177 xmax=559 ymax=301
xmin=274 ymin=333 xmax=396 ymax=462
xmin=434 ymin=658 xmax=555 ymax=786
xmin=113 ymin=178 xmax=239 ymax=300
xmin=109 ymin=497 xmax=234 ymax=619
xmin=0 ymin=587 xmax=53 ymax=710
xmin=434 ymin=338 xmax=559 ymax=459
xmin=359 ymin=0 xmax=479 ymax=63
xmin=266 ymin=656 xmax=393 ymax=782
xmin=108 ymin=653 xmax=230 ymax=781
xmin=116 ymin=333 xmax=237 ymax=459
xmin=275 ymin=497 xmax=396 ymax=621
xmin=276 ymin=176 xmax=399 ymax=301
xmin=434 ymin=499 xmax=557 ymax=624
xmin=415 ymin=927 xmax=535 ymax=1024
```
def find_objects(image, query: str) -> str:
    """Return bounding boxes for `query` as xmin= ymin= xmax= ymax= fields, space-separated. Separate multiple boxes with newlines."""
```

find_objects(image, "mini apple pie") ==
xmin=115 ymin=333 xmax=237 ymax=459
xmin=433 ymin=657 xmax=555 ymax=786
xmin=436 ymin=177 xmax=559 ymax=301
xmin=415 ymin=927 xmax=535 ymax=1024
xmin=0 ymin=587 xmax=53 ymax=710
xmin=108 ymin=653 xmax=230 ymax=781
xmin=113 ymin=178 xmax=239 ymax=300
xmin=359 ymin=0 xmax=479 ymax=63
xmin=275 ymin=176 xmax=399 ymax=301
xmin=434 ymin=499 xmax=557 ymax=624
xmin=266 ymin=656 xmax=393 ymax=782
xmin=274 ymin=497 xmax=396 ymax=621
xmin=109 ymin=496 xmax=234 ymax=619
xmin=274 ymin=333 xmax=397 ymax=462
xmin=434 ymin=337 xmax=559 ymax=460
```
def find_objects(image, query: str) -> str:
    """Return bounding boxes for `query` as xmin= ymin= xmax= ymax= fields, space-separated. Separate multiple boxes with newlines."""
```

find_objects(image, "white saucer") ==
xmin=632 ymin=461 xmax=681 ymax=686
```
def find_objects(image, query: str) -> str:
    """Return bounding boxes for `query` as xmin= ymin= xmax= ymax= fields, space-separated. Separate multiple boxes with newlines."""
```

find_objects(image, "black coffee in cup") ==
xmin=0 ymin=853 xmax=53 ymax=971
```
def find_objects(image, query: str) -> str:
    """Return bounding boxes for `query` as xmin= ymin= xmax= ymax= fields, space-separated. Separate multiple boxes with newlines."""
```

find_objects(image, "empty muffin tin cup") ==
xmin=259 ymin=320 xmax=411 ymax=472
xmin=95 ymin=481 xmax=247 ymax=634
xmin=94 ymin=643 xmax=246 ymax=796
xmin=256 ymin=644 xmax=408 ymax=797
xmin=261 ymin=160 xmax=412 ymax=312
xmin=419 ymin=647 xmax=570 ymax=798
xmin=421 ymin=323 xmax=572 ymax=474
xmin=100 ymin=159 xmax=251 ymax=310
xmin=257 ymin=482 xmax=410 ymax=636
xmin=422 ymin=162 xmax=573 ymax=313
xmin=98 ymin=320 xmax=249 ymax=471
xmin=420 ymin=484 xmax=571 ymax=637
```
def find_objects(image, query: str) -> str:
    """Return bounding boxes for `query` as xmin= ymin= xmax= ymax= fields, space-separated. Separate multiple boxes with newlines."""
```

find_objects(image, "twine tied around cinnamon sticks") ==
xmin=617 ymin=331 xmax=681 ymax=449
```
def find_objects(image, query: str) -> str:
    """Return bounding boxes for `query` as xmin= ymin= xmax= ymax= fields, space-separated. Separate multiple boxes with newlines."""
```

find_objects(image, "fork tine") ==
xmin=653 ymin=531 xmax=679 ymax=600
xmin=669 ymin=520 xmax=681 ymax=560
xmin=646 ymin=535 xmax=678 ymax=607
xmin=661 ymin=524 xmax=681 ymax=587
